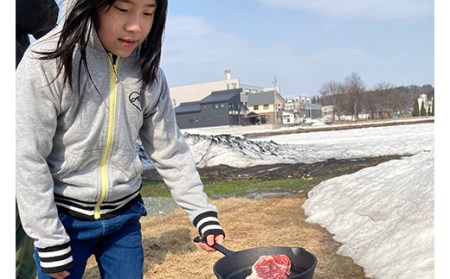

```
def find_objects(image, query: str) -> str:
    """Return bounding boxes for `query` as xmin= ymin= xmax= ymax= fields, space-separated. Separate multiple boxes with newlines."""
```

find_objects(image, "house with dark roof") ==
xmin=175 ymin=88 xmax=247 ymax=129
xmin=245 ymin=91 xmax=285 ymax=125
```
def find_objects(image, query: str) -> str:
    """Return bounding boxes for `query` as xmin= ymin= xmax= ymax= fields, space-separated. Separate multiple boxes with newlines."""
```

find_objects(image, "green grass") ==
xmin=140 ymin=175 xmax=331 ymax=199
xmin=140 ymin=156 xmax=403 ymax=199
xmin=140 ymin=180 xmax=170 ymax=197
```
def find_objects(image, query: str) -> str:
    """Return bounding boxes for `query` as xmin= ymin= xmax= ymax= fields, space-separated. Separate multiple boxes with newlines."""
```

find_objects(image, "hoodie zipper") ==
xmin=94 ymin=54 xmax=120 ymax=219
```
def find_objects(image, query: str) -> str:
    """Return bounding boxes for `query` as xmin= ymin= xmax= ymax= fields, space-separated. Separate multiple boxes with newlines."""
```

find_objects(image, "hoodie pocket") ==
xmin=50 ymin=150 xmax=102 ymax=186
xmin=109 ymin=151 xmax=143 ymax=185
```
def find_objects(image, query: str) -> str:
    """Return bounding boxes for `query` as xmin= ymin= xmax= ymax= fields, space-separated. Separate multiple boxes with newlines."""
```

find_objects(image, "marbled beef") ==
xmin=246 ymin=254 xmax=291 ymax=279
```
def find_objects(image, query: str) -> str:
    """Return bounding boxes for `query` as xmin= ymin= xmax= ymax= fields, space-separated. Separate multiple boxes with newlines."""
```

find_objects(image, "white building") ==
xmin=417 ymin=93 xmax=432 ymax=113
xmin=169 ymin=70 xmax=278 ymax=107
xmin=283 ymin=95 xmax=321 ymax=124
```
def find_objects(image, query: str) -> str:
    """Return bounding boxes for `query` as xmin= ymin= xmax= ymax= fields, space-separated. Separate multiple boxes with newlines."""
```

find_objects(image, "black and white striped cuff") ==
xmin=37 ymin=242 xmax=74 ymax=274
xmin=193 ymin=211 xmax=225 ymax=237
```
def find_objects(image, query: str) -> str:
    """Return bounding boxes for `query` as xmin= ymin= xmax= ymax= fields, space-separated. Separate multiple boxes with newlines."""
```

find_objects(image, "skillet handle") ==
xmin=193 ymin=236 xmax=234 ymax=256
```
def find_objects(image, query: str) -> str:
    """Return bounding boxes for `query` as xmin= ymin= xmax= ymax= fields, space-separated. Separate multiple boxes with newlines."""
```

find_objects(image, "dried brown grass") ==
xmin=82 ymin=195 xmax=369 ymax=279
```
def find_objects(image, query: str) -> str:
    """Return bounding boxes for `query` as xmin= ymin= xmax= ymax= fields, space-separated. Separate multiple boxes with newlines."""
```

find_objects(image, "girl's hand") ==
xmin=198 ymin=234 xmax=224 ymax=252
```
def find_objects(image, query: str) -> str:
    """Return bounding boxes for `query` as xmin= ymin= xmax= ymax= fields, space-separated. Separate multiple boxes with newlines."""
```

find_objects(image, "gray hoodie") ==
xmin=16 ymin=26 xmax=224 ymax=273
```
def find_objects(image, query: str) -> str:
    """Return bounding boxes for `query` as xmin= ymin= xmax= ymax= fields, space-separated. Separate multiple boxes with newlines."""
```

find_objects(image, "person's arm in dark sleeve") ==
xmin=16 ymin=0 xmax=59 ymax=40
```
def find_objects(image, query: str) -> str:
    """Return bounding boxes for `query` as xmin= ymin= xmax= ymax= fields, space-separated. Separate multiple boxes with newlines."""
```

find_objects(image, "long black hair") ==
xmin=39 ymin=0 xmax=168 ymax=89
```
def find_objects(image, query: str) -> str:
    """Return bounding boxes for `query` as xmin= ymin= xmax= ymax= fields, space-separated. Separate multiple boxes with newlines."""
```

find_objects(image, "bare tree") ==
xmin=292 ymin=99 xmax=307 ymax=120
xmin=363 ymin=89 xmax=376 ymax=120
xmin=343 ymin=72 xmax=365 ymax=121
xmin=319 ymin=80 xmax=345 ymax=119
xmin=371 ymin=82 xmax=394 ymax=119
xmin=370 ymin=82 xmax=410 ymax=119
xmin=316 ymin=78 xmax=434 ymax=121
xmin=373 ymin=81 xmax=394 ymax=91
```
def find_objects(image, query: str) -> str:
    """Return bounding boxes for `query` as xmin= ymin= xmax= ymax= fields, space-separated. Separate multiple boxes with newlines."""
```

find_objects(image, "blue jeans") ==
xmin=34 ymin=197 xmax=148 ymax=279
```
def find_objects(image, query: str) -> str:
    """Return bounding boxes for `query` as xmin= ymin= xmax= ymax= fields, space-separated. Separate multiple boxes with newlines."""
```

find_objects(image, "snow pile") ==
xmin=302 ymin=151 xmax=434 ymax=279
xmin=253 ymin=123 xmax=433 ymax=164
xmin=183 ymin=133 xmax=299 ymax=167
xmin=139 ymin=123 xmax=433 ymax=170
xmin=137 ymin=121 xmax=435 ymax=279
xmin=137 ymin=134 xmax=300 ymax=169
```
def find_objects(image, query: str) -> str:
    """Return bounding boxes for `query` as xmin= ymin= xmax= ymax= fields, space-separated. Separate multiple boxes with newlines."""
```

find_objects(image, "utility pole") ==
xmin=272 ymin=76 xmax=277 ymax=126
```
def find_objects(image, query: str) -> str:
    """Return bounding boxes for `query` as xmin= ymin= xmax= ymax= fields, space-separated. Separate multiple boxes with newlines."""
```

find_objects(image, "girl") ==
xmin=15 ymin=0 xmax=225 ymax=278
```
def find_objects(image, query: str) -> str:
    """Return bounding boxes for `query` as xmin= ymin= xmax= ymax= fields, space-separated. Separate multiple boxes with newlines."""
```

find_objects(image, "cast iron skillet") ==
xmin=194 ymin=236 xmax=317 ymax=279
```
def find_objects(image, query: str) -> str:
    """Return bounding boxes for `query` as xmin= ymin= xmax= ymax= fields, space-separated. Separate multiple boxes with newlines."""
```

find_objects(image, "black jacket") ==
xmin=16 ymin=0 xmax=59 ymax=67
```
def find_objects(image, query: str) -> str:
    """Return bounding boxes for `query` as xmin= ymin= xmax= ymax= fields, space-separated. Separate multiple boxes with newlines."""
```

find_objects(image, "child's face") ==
xmin=96 ymin=0 xmax=157 ymax=58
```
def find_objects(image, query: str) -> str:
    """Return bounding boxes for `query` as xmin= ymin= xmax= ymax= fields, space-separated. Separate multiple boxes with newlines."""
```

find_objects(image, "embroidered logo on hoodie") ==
xmin=129 ymin=91 xmax=142 ymax=112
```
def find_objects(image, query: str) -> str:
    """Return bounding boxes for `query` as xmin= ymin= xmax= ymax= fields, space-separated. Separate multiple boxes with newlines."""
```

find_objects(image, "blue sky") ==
xmin=48 ymin=0 xmax=433 ymax=98
xmin=160 ymin=0 xmax=434 ymax=98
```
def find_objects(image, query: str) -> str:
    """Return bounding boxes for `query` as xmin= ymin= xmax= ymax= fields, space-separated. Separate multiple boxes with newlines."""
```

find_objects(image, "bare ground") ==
xmin=83 ymin=196 xmax=370 ymax=279
xmin=81 ymin=119 xmax=433 ymax=278
xmin=82 ymin=156 xmax=405 ymax=279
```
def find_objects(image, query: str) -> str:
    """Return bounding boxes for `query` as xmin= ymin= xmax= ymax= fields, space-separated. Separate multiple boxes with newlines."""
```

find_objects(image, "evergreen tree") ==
xmin=420 ymin=102 xmax=427 ymax=116
xmin=430 ymin=98 xmax=435 ymax=116
xmin=412 ymin=99 xmax=420 ymax=116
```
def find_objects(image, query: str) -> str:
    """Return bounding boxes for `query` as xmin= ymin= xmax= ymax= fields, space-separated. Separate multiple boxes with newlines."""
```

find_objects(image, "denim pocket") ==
xmin=131 ymin=196 xmax=148 ymax=218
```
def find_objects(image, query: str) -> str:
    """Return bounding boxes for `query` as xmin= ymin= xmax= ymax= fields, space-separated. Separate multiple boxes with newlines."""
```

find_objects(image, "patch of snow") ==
xmin=302 ymin=151 xmax=434 ymax=279
xmin=138 ymin=121 xmax=436 ymax=279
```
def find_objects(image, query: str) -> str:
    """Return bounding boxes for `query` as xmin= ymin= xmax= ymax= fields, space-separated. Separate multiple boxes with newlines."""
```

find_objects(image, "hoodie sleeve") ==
xmin=139 ymin=69 xmax=225 ymax=238
xmin=16 ymin=50 xmax=74 ymax=274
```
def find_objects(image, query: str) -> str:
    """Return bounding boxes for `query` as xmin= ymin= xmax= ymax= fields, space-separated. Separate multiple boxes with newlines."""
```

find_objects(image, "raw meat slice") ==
xmin=246 ymin=254 xmax=291 ymax=279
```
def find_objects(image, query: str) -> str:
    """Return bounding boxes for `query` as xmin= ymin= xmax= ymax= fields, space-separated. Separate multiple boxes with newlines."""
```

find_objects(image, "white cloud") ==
xmin=161 ymin=11 xmax=432 ymax=95
xmin=257 ymin=0 xmax=433 ymax=20
xmin=162 ymin=15 xmax=339 ymax=92
xmin=162 ymin=15 xmax=297 ymax=87
xmin=163 ymin=16 xmax=251 ymax=70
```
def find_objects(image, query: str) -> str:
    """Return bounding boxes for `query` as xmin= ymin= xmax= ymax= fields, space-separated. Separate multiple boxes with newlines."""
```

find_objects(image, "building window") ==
xmin=263 ymin=104 xmax=269 ymax=109
xmin=214 ymin=103 xmax=226 ymax=109
xmin=227 ymin=83 xmax=238 ymax=89
xmin=253 ymin=105 xmax=259 ymax=110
